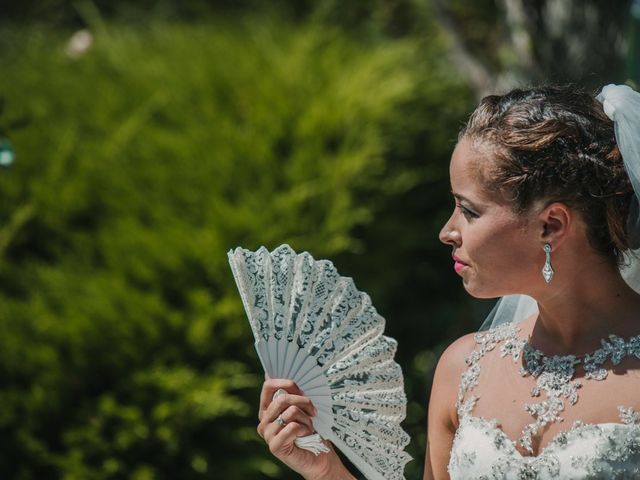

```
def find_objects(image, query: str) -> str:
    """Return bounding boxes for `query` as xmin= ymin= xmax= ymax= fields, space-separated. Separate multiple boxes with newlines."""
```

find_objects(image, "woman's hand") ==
xmin=257 ymin=378 xmax=354 ymax=480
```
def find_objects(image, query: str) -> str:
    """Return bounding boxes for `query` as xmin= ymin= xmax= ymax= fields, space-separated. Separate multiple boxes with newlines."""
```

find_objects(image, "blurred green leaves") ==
xmin=0 ymin=12 xmax=471 ymax=480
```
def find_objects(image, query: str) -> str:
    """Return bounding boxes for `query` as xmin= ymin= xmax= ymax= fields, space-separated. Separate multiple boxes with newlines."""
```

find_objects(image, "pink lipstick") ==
xmin=453 ymin=255 xmax=468 ymax=273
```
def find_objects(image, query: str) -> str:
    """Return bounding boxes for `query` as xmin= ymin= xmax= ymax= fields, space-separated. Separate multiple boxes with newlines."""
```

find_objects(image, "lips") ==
xmin=452 ymin=254 xmax=469 ymax=265
xmin=453 ymin=254 xmax=469 ymax=273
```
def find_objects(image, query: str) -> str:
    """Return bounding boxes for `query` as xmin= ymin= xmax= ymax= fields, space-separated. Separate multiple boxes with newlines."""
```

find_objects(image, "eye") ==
xmin=456 ymin=203 xmax=479 ymax=219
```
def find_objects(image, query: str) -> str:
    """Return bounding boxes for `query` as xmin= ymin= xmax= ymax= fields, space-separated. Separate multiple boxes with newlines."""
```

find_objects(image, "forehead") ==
xmin=449 ymin=138 xmax=492 ymax=201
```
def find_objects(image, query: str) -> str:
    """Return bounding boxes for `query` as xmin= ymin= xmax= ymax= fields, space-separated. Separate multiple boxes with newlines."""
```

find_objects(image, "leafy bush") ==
xmin=0 ymin=14 xmax=472 ymax=479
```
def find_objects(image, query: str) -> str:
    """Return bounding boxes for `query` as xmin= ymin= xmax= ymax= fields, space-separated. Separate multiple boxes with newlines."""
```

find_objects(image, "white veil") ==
xmin=480 ymin=84 xmax=640 ymax=331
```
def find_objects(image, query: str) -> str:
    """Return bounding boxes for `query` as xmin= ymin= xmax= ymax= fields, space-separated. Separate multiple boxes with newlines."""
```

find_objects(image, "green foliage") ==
xmin=3 ymin=0 xmax=430 ymax=39
xmin=0 ymin=13 xmax=472 ymax=480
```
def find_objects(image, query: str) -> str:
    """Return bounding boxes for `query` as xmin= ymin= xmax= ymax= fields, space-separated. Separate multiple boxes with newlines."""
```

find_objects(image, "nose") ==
xmin=439 ymin=215 xmax=462 ymax=247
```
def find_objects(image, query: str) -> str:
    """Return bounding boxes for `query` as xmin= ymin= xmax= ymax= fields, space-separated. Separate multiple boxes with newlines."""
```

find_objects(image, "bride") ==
xmin=256 ymin=83 xmax=640 ymax=479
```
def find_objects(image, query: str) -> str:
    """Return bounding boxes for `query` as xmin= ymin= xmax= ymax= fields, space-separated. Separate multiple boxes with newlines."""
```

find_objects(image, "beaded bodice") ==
xmin=448 ymin=323 xmax=640 ymax=479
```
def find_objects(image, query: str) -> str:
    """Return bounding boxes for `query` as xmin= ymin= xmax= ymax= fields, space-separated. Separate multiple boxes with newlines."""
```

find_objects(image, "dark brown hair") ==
xmin=461 ymin=84 xmax=632 ymax=263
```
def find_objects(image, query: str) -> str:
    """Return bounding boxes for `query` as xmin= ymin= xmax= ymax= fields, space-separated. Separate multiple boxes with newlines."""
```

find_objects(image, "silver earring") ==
xmin=542 ymin=243 xmax=554 ymax=283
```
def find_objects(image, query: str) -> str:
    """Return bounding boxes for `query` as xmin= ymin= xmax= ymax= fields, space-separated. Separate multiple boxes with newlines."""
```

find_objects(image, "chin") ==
xmin=461 ymin=279 xmax=505 ymax=299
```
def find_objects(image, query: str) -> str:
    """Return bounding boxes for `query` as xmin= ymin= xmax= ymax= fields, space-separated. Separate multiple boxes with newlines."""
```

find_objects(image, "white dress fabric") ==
xmin=448 ymin=323 xmax=640 ymax=479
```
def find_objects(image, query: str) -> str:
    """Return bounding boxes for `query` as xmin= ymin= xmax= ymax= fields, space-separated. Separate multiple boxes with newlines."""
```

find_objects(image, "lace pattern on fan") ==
xmin=228 ymin=244 xmax=412 ymax=480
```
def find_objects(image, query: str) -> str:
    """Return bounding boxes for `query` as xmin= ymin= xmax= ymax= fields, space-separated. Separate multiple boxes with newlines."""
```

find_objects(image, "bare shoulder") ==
xmin=435 ymin=331 xmax=478 ymax=378
xmin=429 ymin=331 xmax=479 ymax=424
xmin=423 ymin=332 xmax=479 ymax=480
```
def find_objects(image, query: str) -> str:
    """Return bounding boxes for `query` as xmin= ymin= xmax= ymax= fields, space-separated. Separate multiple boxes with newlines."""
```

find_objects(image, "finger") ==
xmin=263 ymin=392 xmax=317 ymax=423
xmin=288 ymin=405 xmax=314 ymax=433
xmin=258 ymin=404 xmax=315 ymax=440
xmin=259 ymin=379 xmax=304 ymax=418
xmin=279 ymin=405 xmax=315 ymax=434
xmin=261 ymin=417 xmax=314 ymax=443
xmin=268 ymin=423 xmax=315 ymax=456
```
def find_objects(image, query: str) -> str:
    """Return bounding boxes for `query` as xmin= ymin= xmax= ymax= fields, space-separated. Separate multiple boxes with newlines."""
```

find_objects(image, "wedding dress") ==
xmin=448 ymin=323 xmax=640 ymax=479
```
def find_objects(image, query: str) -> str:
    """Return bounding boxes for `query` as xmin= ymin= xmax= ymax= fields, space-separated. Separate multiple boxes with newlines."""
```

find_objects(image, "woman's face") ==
xmin=439 ymin=138 xmax=542 ymax=298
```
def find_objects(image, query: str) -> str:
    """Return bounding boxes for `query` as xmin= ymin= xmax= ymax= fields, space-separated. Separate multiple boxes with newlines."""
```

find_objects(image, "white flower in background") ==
xmin=65 ymin=29 xmax=93 ymax=59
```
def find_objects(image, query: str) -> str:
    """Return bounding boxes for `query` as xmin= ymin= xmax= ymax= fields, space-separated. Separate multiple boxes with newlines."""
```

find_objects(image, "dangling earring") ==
xmin=542 ymin=243 xmax=554 ymax=283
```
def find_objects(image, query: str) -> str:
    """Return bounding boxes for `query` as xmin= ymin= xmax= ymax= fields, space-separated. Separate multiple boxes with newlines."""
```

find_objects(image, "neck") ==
xmin=529 ymin=255 xmax=640 ymax=355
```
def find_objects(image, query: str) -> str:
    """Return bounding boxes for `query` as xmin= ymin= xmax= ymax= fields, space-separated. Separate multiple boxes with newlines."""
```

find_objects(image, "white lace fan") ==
xmin=228 ymin=244 xmax=411 ymax=480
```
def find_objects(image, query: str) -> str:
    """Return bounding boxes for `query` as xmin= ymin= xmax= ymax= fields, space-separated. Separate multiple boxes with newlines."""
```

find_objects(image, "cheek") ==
xmin=464 ymin=246 xmax=538 ymax=298
xmin=468 ymin=222 xmax=538 ymax=278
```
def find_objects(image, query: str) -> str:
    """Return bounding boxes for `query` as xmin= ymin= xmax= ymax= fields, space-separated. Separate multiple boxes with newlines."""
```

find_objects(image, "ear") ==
xmin=538 ymin=202 xmax=572 ymax=245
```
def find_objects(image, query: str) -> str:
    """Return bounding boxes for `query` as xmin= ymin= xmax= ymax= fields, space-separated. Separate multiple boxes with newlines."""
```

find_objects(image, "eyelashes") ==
xmin=456 ymin=203 xmax=479 ymax=219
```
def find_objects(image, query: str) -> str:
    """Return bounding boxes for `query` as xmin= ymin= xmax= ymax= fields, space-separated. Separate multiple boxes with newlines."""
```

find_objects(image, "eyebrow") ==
xmin=451 ymin=191 xmax=486 ymax=209
xmin=451 ymin=192 xmax=473 ymax=203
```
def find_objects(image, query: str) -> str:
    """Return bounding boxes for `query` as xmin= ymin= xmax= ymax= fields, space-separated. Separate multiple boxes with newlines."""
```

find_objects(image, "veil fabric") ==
xmin=480 ymin=84 xmax=640 ymax=331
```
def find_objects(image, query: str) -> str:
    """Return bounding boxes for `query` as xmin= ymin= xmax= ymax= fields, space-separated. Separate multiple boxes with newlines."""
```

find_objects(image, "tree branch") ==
xmin=431 ymin=0 xmax=496 ymax=98
xmin=499 ymin=0 xmax=538 ymax=75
